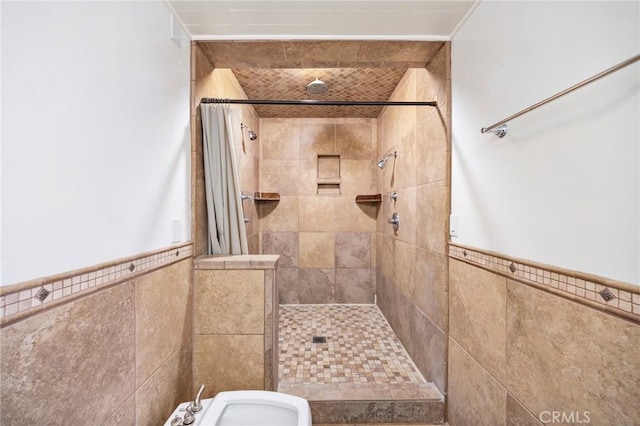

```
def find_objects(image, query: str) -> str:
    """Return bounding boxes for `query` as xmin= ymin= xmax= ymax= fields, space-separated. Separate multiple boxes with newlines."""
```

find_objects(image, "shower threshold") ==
xmin=277 ymin=304 xmax=444 ymax=424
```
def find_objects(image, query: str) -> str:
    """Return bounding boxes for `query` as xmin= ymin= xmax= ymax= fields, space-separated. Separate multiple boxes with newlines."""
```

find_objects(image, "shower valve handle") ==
xmin=388 ymin=212 xmax=400 ymax=231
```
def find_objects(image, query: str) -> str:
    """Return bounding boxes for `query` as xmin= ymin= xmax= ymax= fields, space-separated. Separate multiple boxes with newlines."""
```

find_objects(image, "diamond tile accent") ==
xmin=0 ymin=243 xmax=193 ymax=323
xmin=449 ymin=244 xmax=640 ymax=322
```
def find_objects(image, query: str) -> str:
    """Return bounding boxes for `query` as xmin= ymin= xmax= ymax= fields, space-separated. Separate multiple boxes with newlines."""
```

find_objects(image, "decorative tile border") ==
xmin=449 ymin=243 xmax=640 ymax=322
xmin=0 ymin=242 xmax=193 ymax=325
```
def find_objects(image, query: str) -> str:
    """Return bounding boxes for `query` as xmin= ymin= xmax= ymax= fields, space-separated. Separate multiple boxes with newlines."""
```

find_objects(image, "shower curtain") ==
xmin=201 ymin=104 xmax=248 ymax=255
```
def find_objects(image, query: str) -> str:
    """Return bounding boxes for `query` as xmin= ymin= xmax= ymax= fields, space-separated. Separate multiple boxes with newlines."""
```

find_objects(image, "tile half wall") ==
xmin=447 ymin=243 xmax=640 ymax=425
xmin=0 ymin=243 xmax=194 ymax=425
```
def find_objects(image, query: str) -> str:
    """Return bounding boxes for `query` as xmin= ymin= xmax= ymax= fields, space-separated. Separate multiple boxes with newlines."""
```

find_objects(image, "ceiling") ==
xmin=168 ymin=1 xmax=476 ymax=40
xmin=177 ymin=2 xmax=476 ymax=118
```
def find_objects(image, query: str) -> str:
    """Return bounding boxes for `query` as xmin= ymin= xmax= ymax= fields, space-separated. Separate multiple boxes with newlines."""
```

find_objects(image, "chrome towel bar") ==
xmin=481 ymin=53 xmax=640 ymax=138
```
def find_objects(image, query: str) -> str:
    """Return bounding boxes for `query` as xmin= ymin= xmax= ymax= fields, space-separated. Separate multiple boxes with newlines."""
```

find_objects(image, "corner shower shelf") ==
xmin=355 ymin=194 xmax=382 ymax=204
xmin=254 ymin=192 xmax=280 ymax=202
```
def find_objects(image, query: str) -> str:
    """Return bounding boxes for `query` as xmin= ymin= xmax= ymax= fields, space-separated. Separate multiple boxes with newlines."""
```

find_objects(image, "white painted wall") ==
xmin=1 ymin=1 xmax=191 ymax=285
xmin=451 ymin=1 xmax=639 ymax=285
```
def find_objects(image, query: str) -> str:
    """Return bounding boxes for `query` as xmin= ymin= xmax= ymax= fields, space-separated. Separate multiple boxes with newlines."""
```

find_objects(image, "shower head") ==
xmin=305 ymin=78 xmax=329 ymax=95
xmin=376 ymin=151 xmax=397 ymax=169
xmin=241 ymin=123 xmax=257 ymax=141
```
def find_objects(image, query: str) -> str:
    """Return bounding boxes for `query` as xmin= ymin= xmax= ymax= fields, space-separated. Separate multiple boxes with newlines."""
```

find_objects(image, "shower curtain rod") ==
xmin=200 ymin=98 xmax=437 ymax=107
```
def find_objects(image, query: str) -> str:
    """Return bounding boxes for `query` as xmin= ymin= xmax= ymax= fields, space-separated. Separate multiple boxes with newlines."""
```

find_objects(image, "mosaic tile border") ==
xmin=0 ymin=242 xmax=193 ymax=325
xmin=449 ymin=243 xmax=640 ymax=322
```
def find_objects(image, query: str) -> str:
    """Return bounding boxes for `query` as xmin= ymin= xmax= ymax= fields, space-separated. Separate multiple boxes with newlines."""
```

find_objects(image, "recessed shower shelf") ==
xmin=316 ymin=177 xmax=342 ymax=185
xmin=254 ymin=192 xmax=280 ymax=202
xmin=355 ymin=194 xmax=382 ymax=204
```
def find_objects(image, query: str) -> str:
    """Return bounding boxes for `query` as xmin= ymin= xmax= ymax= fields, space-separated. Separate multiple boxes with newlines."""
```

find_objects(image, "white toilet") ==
xmin=201 ymin=391 xmax=311 ymax=426
xmin=164 ymin=390 xmax=312 ymax=426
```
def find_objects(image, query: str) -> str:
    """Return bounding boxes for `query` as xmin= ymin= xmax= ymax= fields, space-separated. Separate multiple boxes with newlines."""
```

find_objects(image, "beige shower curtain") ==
xmin=201 ymin=104 xmax=248 ymax=255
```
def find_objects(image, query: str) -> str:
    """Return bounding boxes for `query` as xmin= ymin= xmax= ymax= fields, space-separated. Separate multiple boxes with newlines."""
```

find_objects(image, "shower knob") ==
xmin=388 ymin=212 xmax=400 ymax=232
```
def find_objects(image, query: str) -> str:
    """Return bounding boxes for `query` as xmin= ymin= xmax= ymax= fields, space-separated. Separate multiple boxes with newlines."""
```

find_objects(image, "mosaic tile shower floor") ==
xmin=278 ymin=304 xmax=425 ymax=385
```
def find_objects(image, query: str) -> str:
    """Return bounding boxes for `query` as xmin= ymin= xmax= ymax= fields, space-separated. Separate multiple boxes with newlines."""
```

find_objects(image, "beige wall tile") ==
xmin=194 ymin=270 xmax=264 ymax=334
xmin=248 ymin=232 xmax=260 ymax=254
xmin=298 ymin=123 xmax=336 ymax=159
xmin=394 ymin=128 xmax=417 ymax=191
xmin=298 ymin=269 xmax=336 ymax=303
xmin=395 ymin=240 xmax=416 ymax=299
xmin=299 ymin=232 xmax=335 ymax=268
xmin=335 ymin=268 xmax=375 ymax=303
xmin=415 ymin=181 xmax=448 ymax=255
xmin=194 ymin=334 xmax=264 ymax=398
xmin=395 ymin=187 xmax=417 ymax=245
xmin=507 ymin=394 xmax=543 ymax=426
xmin=135 ymin=259 xmax=192 ymax=387
xmin=334 ymin=196 xmax=376 ymax=233
xmin=259 ymin=196 xmax=299 ymax=232
xmin=298 ymin=159 xmax=319 ymax=196
xmin=370 ymin=231 xmax=377 ymax=270
xmin=192 ymin=48 xmax=217 ymax=111
xmin=335 ymin=232 xmax=371 ymax=269
xmin=261 ymin=120 xmax=299 ymax=160
xmin=506 ymin=279 xmax=640 ymax=425
xmin=411 ymin=309 xmax=446 ymax=393
xmin=421 ymin=45 xmax=450 ymax=126
xmin=380 ymin=234 xmax=396 ymax=283
xmin=299 ymin=196 xmax=336 ymax=232
xmin=386 ymin=72 xmax=417 ymax=142
xmin=449 ymin=259 xmax=507 ymax=384
xmin=262 ymin=232 xmax=298 ymax=267
xmin=336 ymin=122 xmax=373 ymax=160
xmin=448 ymin=339 xmax=506 ymax=426
xmin=382 ymin=152 xmax=399 ymax=194
xmin=277 ymin=267 xmax=299 ymax=304
xmin=341 ymin=160 xmax=376 ymax=196
xmin=415 ymin=118 xmax=447 ymax=186
xmin=135 ymin=342 xmax=192 ymax=426
xmin=413 ymin=248 xmax=448 ymax=330
xmin=394 ymin=291 xmax=414 ymax=354
xmin=0 ymin=282 xmax=135 ymax=425
xmin=382 ymin=189 xmax=395 ymax=237
xmin=260 ymin=160 xmax=299 ymax=196
xmin=103 ymin=395 xmax=135 ymax=426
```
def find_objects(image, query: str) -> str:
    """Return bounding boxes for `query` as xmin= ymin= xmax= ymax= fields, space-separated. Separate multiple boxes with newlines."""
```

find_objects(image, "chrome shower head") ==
xmin=305 ymin=78 xmax=329 ymax=95
xmin=241 ymin=123 xmax=257 ymax=141
xmin=376 ymin=151 xmax=397 ymax=169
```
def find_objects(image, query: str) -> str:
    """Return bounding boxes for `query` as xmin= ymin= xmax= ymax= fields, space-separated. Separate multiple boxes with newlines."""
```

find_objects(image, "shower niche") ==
xmin=316 ymin=154 xmax=341 ymax=196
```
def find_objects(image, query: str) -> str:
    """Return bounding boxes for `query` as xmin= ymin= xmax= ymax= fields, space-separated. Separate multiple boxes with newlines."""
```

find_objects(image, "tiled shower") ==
xmin=191 ymin=40 xmax=451 ymax=424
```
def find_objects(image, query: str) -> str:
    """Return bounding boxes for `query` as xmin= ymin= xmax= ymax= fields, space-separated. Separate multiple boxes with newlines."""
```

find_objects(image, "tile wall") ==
xmin=375 ymin=44 xmax=451 ymax=394
xmin=191 ymin=44 xmax=260 ymax=256
xmin=193 ymin=255 xmax=279 ymax=397
xmin=447 ymin=256 xmax=640 ymax=425
xmin=0 ymin=246 xmax=193 ymax=425
xmin=258 ymin=118 xmax=378 ymax=304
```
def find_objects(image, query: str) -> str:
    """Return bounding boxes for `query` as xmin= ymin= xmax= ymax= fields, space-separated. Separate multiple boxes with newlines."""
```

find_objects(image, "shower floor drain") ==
xmin=312 ymin=336 xmax=327 ymax=344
